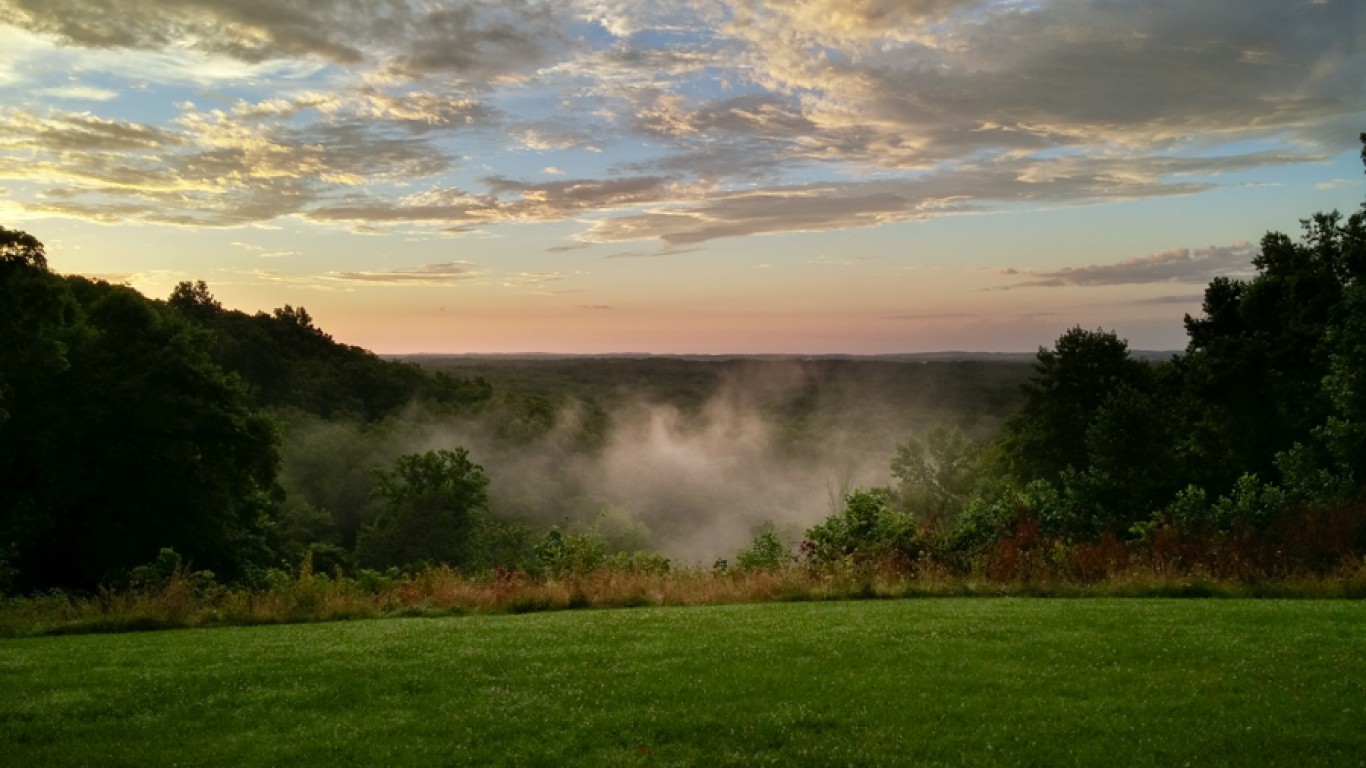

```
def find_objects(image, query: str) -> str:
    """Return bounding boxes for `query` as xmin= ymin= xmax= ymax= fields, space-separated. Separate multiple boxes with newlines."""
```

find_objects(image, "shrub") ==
xmin=735 ymin=525 xmax=789 ymax=571
xmin=533 ymin=527 xmax=609 ymax=578
xmin=803 ymin=489 xmax=918 ymax=569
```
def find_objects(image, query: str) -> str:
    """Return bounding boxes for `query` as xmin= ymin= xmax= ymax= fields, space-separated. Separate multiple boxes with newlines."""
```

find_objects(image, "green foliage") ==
xmin=1049 ymin=383 xmax=1188 ymax=537
xmin=0 ymin=253 xmax=282 ymax=591
xmin=1315 ymin=280 xmax=1366 ymax=485
xmin=601 ymin=550 xmax=671 ymax=576
xmin=0 ymin=543 xmax=16 ymax=596
xmin=352 ymin=567 xmax=403 ymax=593
xmin=530 ymin=525 xmax=669 ymax=578
xmin=1181 ymin=202 xmax=1366 ymax=489
xmin=803 ymin=489 xmax=917 ymax=566
xmin=735 ymin=524 xmax=789 ymax=570
xmin=1161 ymin=475 xmax=1295 ymax=537
xmin=1273 ymin=440 xmax=1355 ymax=508
xmin=165 ymin=282 xmax=492 ymax=422
xmin=938 ymin=478 xmax=1073 ymax=567
xmin=124 ymin=548 xmax=218 ymax=596
xmin=166 ymin=279 xmax=222 ymax=320
xmin=354 ymin=449 xmax=489 ymax=570
xmin=464 ymin=517 xmax=538 ymax=574
xmin=890 ymin=425 xmax=987 ymax=528
xmin=1159 ymin=484 xmax=1212 ymax=534
xmin=1000 ymin=326 xmax=1152 ymax=483
xmin=969 ymin=134 xmax=1366 ymax=550
xmin=1210 ymin=474 xmax=1286 ymax=533
xmin=533 ymin=527 xmax=609 ymax=577
xmin=0 ymin=241 xmax=83 ymax=425
xmin=270 ymin=497 xmax=342 ymax=568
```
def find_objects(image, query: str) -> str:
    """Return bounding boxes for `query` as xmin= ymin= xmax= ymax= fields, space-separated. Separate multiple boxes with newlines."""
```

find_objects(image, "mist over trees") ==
xmin=1 ymin=137 xmax=1364 ymax=594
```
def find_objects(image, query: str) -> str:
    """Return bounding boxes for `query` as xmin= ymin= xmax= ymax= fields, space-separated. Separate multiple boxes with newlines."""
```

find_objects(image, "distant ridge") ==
xmin=388 ymin=350 xmax=1181 ymax=363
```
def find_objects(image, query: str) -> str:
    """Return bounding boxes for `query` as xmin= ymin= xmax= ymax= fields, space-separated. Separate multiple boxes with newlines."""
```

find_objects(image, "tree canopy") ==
xmin=0 ymin=266 xmax=280 ymax=589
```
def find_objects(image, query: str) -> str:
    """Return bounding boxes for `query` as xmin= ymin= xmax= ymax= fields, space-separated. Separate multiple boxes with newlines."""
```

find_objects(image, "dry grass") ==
xmin=4 ymin=554 xmax=1364 ymax=638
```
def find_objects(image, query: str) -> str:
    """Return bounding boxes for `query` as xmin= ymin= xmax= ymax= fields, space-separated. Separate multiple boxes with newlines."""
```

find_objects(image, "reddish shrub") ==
xmin=1069 ymin=532 xmax=1129 ymax=582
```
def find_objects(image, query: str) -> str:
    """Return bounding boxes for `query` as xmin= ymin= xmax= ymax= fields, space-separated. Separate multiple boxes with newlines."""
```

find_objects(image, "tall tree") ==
xmin=999 ymin=326 xmax=1151 ymax=483
xmin=1 ymin=241 xmax=282 ymax=590
xmin=1181 ymin=180 xmax=1366 ymax=490
xmin=355 ymin=449 xmax=489 ymax=570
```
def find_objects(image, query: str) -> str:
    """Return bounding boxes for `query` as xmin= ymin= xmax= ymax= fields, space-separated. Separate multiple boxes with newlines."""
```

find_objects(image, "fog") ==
xmin=280 ymin=360 xmax=1021 ymax=563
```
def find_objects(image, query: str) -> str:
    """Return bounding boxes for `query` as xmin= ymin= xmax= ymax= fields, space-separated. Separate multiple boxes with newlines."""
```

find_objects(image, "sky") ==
xmin=1 ymin=0 xmax=1363 ymax=355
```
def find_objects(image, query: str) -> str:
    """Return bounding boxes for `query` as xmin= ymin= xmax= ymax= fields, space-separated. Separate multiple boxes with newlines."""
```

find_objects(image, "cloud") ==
xmin=501 ymin=271 xmax=565 ymax=288
xmin=487 ymin=174 xmax=682 ymax=210
xmin=76 ymin=271 xmax=133 ymax=283
xmin=39 ymin=84 xmax=118 ymax=100
xmin=0 ymin=107 xmax=183 ymax=153
xmin=809 ymin=254 xmax=881 ymax=267
xmin=0 ymin=0 xmax=574 ymax=82
xmin=514 ymin=127 xmax=594 ymax=152
xmin=887 ymin=312 xmax=976 ymax=321
xmin=1127 ymin=294 xmax=1206 ymax=305
xmin=231 ymin=241 xmax=296 ymax=258
xmin=0 ymin=102 xmax=464 ymax=227
xmin=0 ymin=0 xmax=1361 ymax=244
xmin=327 ymin=261 xmax=481 ymax=286
xmin=384 ymin=1 xmax=572 ymax=79
xmin=245 ymin=269 xmax=348 ymax=291
xmin=997 ymin=242 xmax=1258 ymax=289
xmin=717 ymin=0 xmax=1365 ymax=165
xmin=578 ymin=153 xmax=1229 ymax=246
xmin=349 ymin=88 xmax=493 ymax=130
xmin=302 ymin=175 xmax=684 ymax=230
xmin=0 ymin=0 xmax=367 ymax=62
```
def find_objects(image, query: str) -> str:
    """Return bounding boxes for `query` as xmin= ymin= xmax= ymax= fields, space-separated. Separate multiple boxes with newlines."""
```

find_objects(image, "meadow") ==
xmin=3 ymin=598 xmax=1362 ymax=766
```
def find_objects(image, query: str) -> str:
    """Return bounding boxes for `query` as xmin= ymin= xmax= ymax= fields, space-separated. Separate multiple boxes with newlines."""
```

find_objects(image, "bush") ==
xmin=735 ymin=525 xmax=789 ymax=571
xmin=803 ymin=489 xmax=918 ymax=568
xmin=533 ymin=527 xmax=609 ymax=578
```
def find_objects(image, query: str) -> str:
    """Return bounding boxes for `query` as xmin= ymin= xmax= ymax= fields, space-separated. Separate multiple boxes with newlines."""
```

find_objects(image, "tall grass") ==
xmin=4 ymin=552 xmax=1363 ymax=638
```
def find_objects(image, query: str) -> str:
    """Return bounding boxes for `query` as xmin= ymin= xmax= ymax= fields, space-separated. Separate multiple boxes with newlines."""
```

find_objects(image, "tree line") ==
xmin=791 ymin=135 xmax=1366 ymax=579
xmin=0 ymin=241 xmax=498 ymax=592
xmin=2 ymin=134 xmax=1364 ymax=593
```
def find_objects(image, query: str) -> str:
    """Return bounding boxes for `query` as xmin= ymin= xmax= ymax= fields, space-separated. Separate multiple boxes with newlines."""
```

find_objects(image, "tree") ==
xmin=1067 ymin=383 xmax=1185 ymax=534
xmin=0 ymin=226 xmax=46 ymax=269
xmin=167 ymin=280 xmax=223 ymax=322
xmin=999 ymin=327 xmax=1151 ymax=483
xmin=0 ymin=233 xmax=82 ymax=425
xmin=1180 ymin=167 xmax=1366 ymax=490
xmin=890 ymin=425 xmax=986 ymax=529
xmin=355 ymin=449 xmax=489 ymax=570
xmin=1 ymin=265 xmax=282 ymax=590
xmin=167 ymin=288 xmax=491 ymax=421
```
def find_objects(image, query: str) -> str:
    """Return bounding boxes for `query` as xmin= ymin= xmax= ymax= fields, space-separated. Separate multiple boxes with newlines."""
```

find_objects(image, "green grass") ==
xmin=2 ymin=599 xmax=1362 ymax=766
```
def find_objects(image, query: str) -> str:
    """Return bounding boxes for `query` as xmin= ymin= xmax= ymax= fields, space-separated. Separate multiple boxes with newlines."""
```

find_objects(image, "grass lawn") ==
xmin=1 ymin=598 xmax=1362 ymax=766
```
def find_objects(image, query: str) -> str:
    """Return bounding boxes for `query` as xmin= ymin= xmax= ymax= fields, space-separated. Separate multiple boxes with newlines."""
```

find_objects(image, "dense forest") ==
xmin=2 ymin=137 xmax=1365 ymax=596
